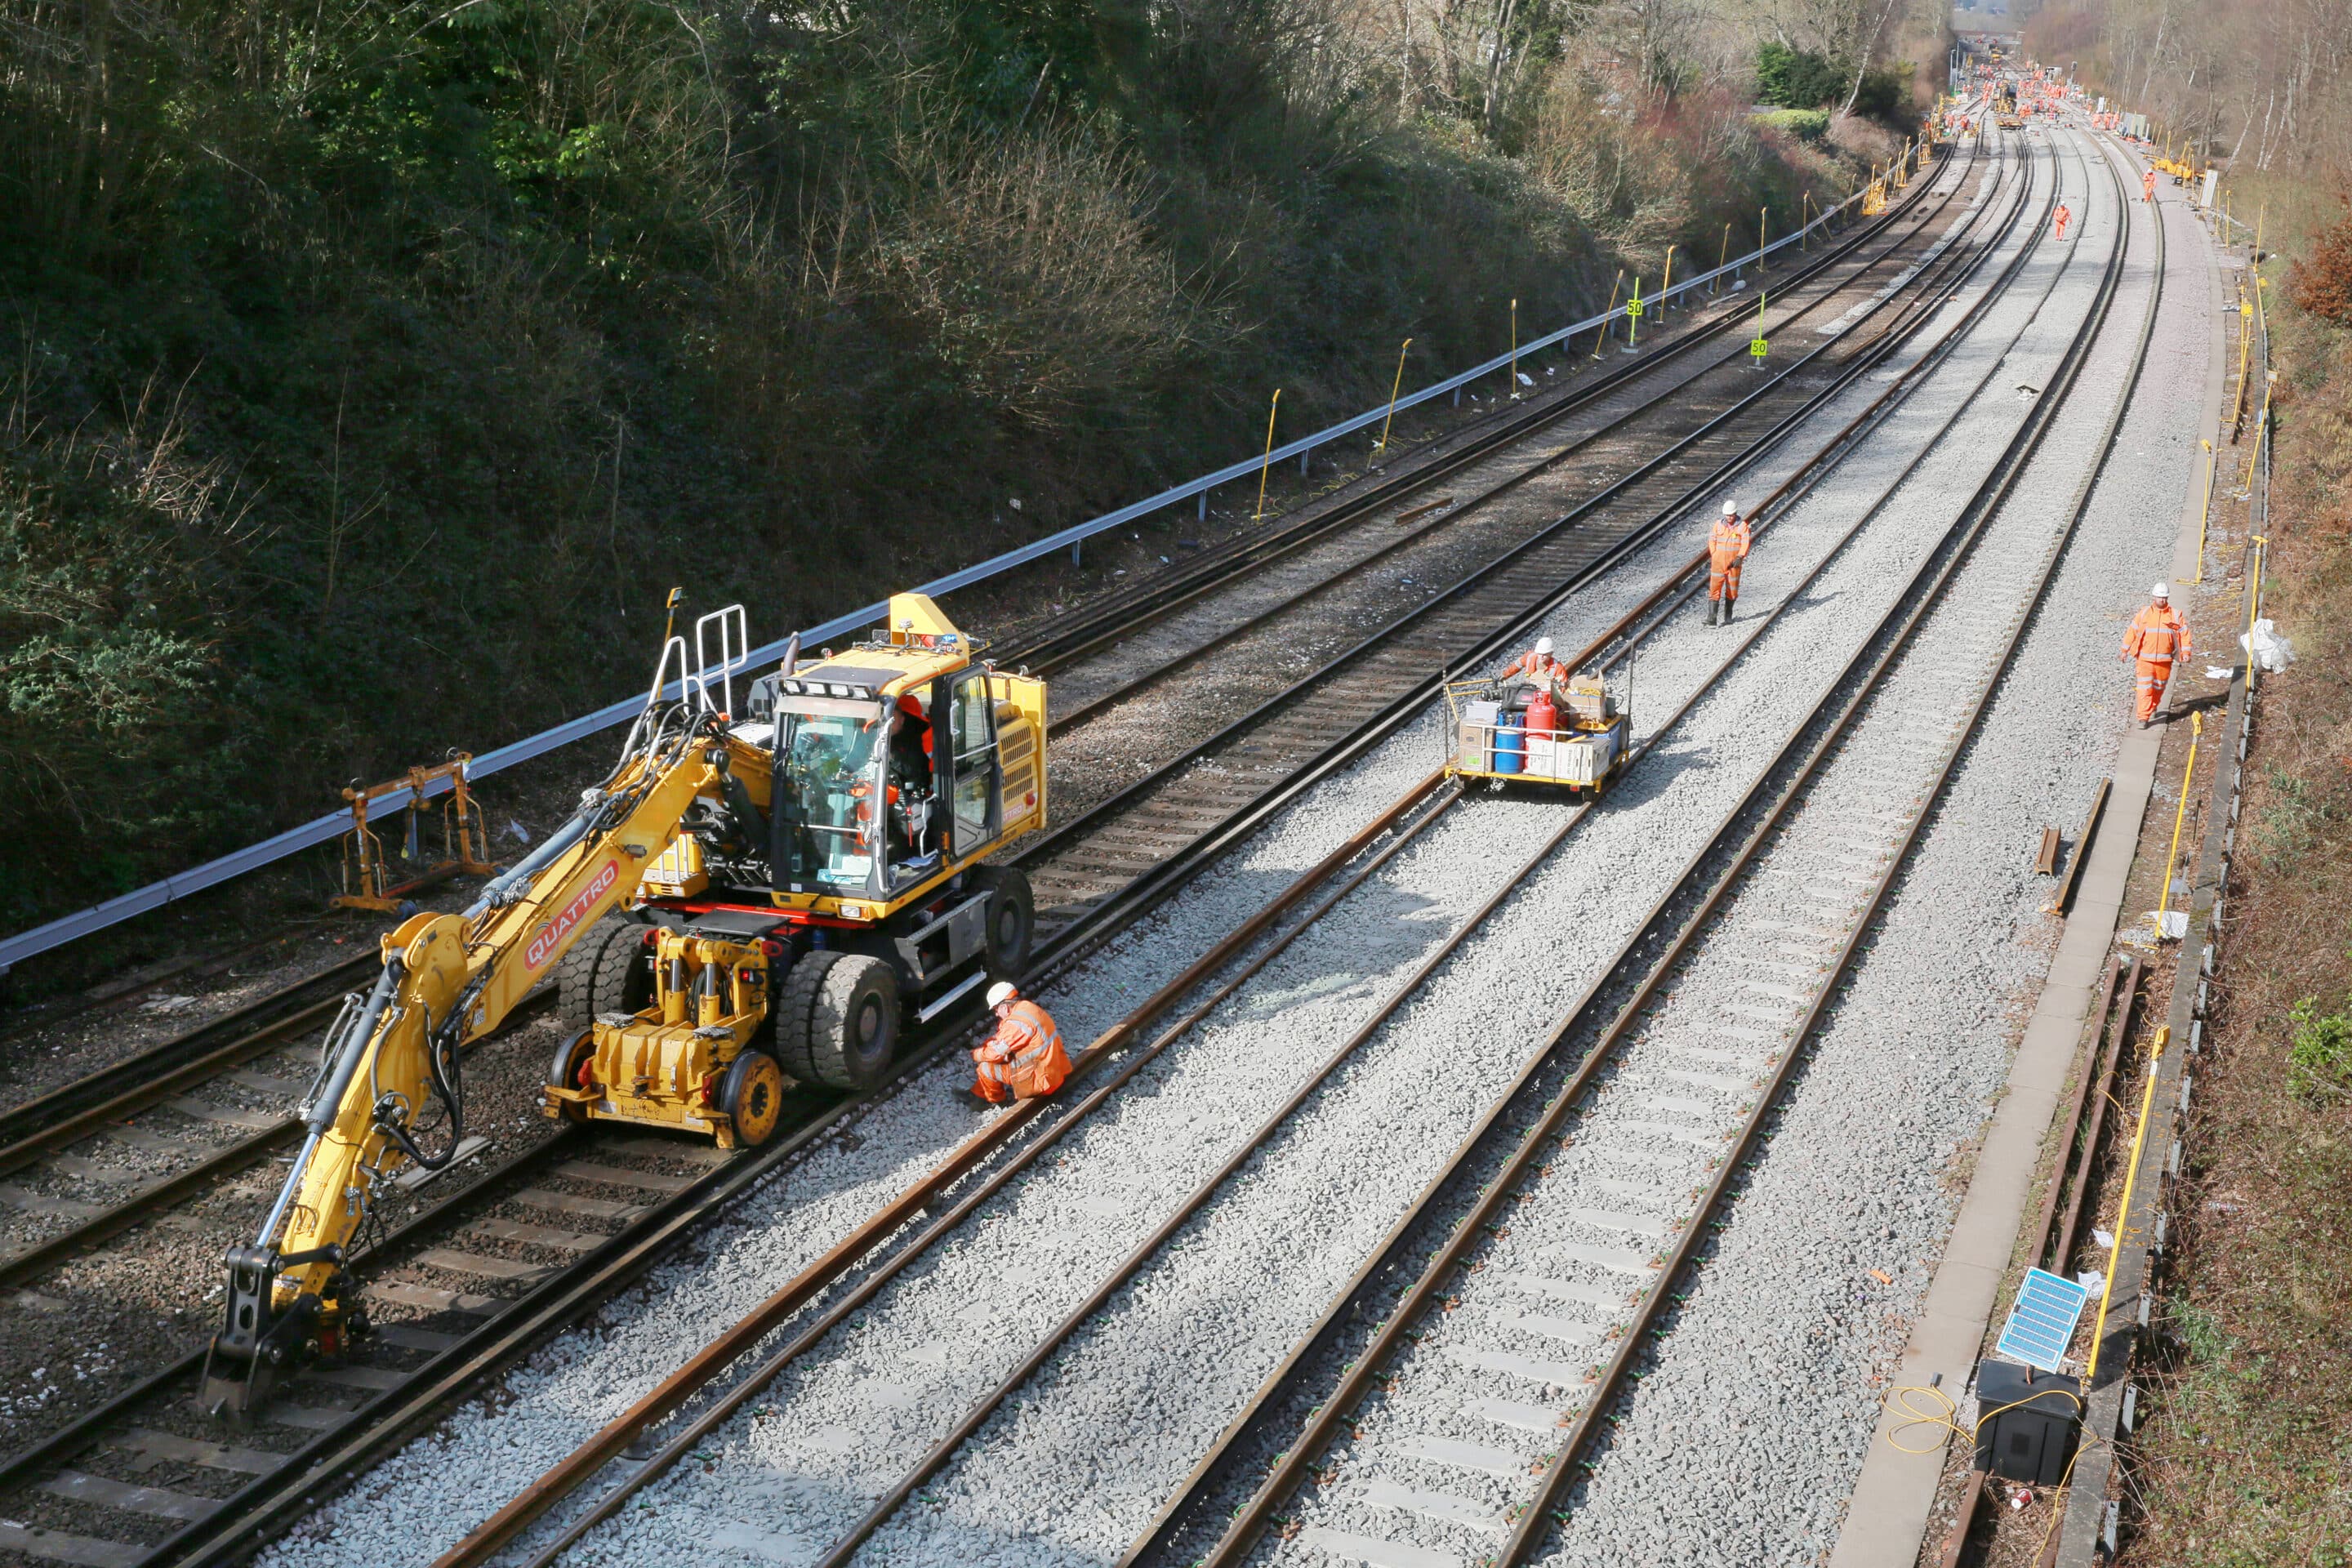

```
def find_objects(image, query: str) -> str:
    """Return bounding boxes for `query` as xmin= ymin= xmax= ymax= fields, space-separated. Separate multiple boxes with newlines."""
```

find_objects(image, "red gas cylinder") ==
xmin=1524 ymin=688 xmax=1560 ymax=739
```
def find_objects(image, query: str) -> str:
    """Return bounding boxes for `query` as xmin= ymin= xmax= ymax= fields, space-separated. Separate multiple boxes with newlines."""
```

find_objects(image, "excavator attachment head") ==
xmin=200 ymin=1242 xmax=349 ymax=1422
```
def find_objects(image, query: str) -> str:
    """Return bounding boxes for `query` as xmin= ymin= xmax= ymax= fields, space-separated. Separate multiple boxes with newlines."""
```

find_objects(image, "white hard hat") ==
xmin=2152 ymin=581 xmax=2170 ymax=599
xmin=1722 ymin=499 xmax=1740 ymax=516
xmin=1534 ymin=636 xmax=1555 ymax=656
xmin=986 ymin=981 xmax=1018 ymax=1008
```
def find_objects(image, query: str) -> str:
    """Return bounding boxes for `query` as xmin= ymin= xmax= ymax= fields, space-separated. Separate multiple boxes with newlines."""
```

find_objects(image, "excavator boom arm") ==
xmin=202 ymin=712 xmax=757 ymax=1418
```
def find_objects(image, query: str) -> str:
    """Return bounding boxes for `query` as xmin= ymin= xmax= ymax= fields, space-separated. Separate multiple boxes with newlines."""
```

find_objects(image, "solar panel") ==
xmin=1994 ymin=1267 xmax=2092 ymax=1372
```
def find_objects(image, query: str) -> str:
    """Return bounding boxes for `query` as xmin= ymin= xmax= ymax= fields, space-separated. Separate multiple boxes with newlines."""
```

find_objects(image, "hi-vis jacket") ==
xmin=1708 ymin=514 xmax=1753 ymax=569
xmin=2122 ymin=603 xmax=2189 ymax=664
xmin=976 ymin=1000 xmax=1071 ymax=1100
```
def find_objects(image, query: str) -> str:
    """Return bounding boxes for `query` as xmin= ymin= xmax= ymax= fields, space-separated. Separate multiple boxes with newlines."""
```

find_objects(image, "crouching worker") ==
xmin=966 ymin=982 xmax=1071 ymax=1107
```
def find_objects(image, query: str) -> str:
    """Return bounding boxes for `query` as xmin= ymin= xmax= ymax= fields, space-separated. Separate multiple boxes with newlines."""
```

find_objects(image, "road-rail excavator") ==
xmin=202 ymin=592 xmax=1046 ymax=1417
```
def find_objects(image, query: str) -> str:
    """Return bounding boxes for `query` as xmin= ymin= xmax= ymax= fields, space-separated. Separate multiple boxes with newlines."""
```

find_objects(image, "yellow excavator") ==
xmin=202 ymin=592 xmax=1047 ymax=1418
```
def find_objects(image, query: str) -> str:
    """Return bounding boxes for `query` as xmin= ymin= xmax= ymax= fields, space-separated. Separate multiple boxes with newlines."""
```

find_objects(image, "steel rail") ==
xmin=1480 ymin=133 xmax=2149 ymax=1568
xmin=0 ymin=955 xmax=372 ymax=1158
xmin=1120 ymin=125 xmax=2120 ymax=1567
xmin=994 ymin=157 xmax=1963 ymax=682
xmin=1038 ymin=167 xmax=1978 ymax=737
xmin=490 ymin=128 xmax=2032 ymax=1568
xmin=1014 ymin=146 xmax=2010 ymax=987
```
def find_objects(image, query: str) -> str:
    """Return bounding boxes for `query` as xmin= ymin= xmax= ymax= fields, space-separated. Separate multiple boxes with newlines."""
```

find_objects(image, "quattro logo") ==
xmin=525 ymin=860 xmax=621 ymax=970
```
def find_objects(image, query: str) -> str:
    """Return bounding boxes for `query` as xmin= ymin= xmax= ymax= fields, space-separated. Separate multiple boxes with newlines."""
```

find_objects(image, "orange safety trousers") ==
xmin=2134 ymin=659 xmax=2172 ymax=722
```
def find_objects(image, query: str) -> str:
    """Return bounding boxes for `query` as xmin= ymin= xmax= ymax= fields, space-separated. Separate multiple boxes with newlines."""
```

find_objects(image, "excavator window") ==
xmin=946 ymin=669 xmax=999 ymax=855
xmin=772 ymin=697 xmax=884 ymax=892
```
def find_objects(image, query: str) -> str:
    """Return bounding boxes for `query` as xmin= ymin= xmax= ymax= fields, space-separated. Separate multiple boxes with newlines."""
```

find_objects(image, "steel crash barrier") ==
xmin=0 ymin=183 xmax=1891 ymax=977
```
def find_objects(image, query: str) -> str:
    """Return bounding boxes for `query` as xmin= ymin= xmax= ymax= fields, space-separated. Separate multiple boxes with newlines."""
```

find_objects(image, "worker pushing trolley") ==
xmin=1442 ymin=638 xmax=1631 ymax=793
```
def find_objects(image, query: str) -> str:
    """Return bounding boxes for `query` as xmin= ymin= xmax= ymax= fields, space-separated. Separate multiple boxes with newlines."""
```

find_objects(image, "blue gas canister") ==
xmin=1494 ymin=712 xmax=1526 ymax=774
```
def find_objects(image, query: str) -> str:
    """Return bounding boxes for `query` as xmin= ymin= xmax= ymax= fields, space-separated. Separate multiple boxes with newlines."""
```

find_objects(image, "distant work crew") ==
xmin=1708 ymin=499 xmax=1752 ymax=626
xmin=2054 ymin=203 xmax=2071 ymax=240
xmin=1499 ymin=635 xmax=1570 ymax=693
xmin=2120 ymin=582 xmax=2189 ymax=727
xmin=967 ymin=982 xmax=1071 ymax=1107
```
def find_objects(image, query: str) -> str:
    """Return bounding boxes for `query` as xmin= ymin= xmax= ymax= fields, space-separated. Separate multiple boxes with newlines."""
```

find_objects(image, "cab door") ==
xmin=944 ymin=669 xmax=1000 ymax=856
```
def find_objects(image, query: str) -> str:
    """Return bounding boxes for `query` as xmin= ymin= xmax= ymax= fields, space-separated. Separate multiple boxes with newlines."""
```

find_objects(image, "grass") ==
xmin=2118 ymin=286 xmax=2352 ymax=1566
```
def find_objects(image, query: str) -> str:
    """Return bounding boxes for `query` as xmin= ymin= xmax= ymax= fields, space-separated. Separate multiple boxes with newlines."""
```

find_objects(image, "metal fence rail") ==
xmin=0 ymin=190 xmax=1870 ymax=975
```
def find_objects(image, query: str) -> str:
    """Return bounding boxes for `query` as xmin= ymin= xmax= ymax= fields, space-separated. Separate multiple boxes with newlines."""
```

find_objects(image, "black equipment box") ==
xmin=1972 ymin=1360 xmax=2083 ymax=1486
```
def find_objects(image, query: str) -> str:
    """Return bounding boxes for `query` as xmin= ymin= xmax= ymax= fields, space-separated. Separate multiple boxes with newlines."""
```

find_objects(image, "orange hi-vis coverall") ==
xmin=972 ymin=1000 xmax=1071 ymax=1104
xmin=2121 ymin=603 xmax=2189 ymax=722
xmin=2142 ymin=169 xmax=2157 ymax=203
xmin=2054 ymin=204 xmax=2071 ymax=239
xmin=1499 ymin=649 xmax=1570 ymax=691
xmin=1708 ymin=514 xmax=1753 ymax=602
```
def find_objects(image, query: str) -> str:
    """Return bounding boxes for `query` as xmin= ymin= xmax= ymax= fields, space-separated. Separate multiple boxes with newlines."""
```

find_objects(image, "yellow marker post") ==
xmin=1626 ymin=278 xmax=1643 ymax=351
xmin=2246 ymin=533 xmax=2270 ymax=694
xmin=2245 ymin=372 xmax=2274 ymax=490
xmin=1254 ymin=388 xmax=1281 ymax=520
xmin=1593 ymin=270 xmax=1624 ymax=359
xmin=1374 ymin=339 xmax=1412 ymax=455
xmin=1660 ymin=245 xmax=1676 ymax=318
xmin=1717 ymin=223 xmax=1732 ymax=292
xmin=1800 ymin=193 xmax=1811 ymax=249
xmin=1760 ymin=204 xmax=1769 ymax=257
xmin=2190 ymin=439 xmax=2216 ymax=582
xmin=2154 ymin=713 xmax=2203 ymax=932
xmin=1508 ymin=299 xmax=1521 ymax=399
xmin=2083 ymin=1052 xmax=2164 ymax=1384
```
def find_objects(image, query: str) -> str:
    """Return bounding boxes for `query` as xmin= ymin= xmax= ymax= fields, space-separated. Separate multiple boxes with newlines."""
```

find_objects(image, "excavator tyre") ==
xmin=775 ymin=951 xmax=900 ymax=1090
xmin=970 ymin=866 xmax=1034 ymax=976
xmin=556 ymin=915 xmax=651 ymax=1033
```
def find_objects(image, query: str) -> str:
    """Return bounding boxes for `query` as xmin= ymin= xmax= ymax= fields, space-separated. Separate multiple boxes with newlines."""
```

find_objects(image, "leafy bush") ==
xmin=2287 ymin=203 xmax=2352 ymax=325
xmin=1756 ymin=43 xmax=1848 ymax=109
xmin=2288 ymin=996 xmax=2352 ymax=1102
xmin=1753 ymin=109 xmax=1831 ymax=143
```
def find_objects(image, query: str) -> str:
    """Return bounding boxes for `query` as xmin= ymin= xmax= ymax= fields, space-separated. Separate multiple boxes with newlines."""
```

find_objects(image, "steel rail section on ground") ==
xmin=0 ymin=178 xmax=1904 ymax=977
xmin=33 ymin=142 xmax=1996 ymax=1568
xmin=422 ymin=127 xmax=2038 ymax=1568
xmin=1123 ymin=126 xmax=2145 ymax=1568
xmin=2054 ymin=140 xmax=2263 ymax=1564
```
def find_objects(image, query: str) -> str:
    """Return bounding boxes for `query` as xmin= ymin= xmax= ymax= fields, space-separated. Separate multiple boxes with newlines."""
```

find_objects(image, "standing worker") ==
xmin=2120 ymin=583 xmax=2189 ymax=728
xmin=1708 ymin=499 xmax=1752 ymax=626
xmin=966 ymin=982 xmax=1071 ymax=1107
xmin=2142 ymin=167 xmax=2157 ymax=203
xmin=2054 ymin=203 xmax=2071 ymax=240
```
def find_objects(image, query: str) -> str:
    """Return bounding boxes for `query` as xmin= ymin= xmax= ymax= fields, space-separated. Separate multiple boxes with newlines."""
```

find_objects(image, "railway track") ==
xmin=0 ymin=147 xmax=1969 ymax=1306
xmin=335 ymin=124 xmax=2092 ymax=1568
xmin=0 ymin=127 xmax=2022 ymax=1568
xmin=1117 ymin=126 xmax=2151 ymax=1568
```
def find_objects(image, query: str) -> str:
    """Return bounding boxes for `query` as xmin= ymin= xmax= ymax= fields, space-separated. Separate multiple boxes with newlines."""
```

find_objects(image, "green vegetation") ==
xmin=0 ymin=0 xmax=1922 ymax=944
xmin=1751 ymin=109 xmax=1832 ymax=143
xmin=2288 ymin=995 xmax=2352 ymax=1102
